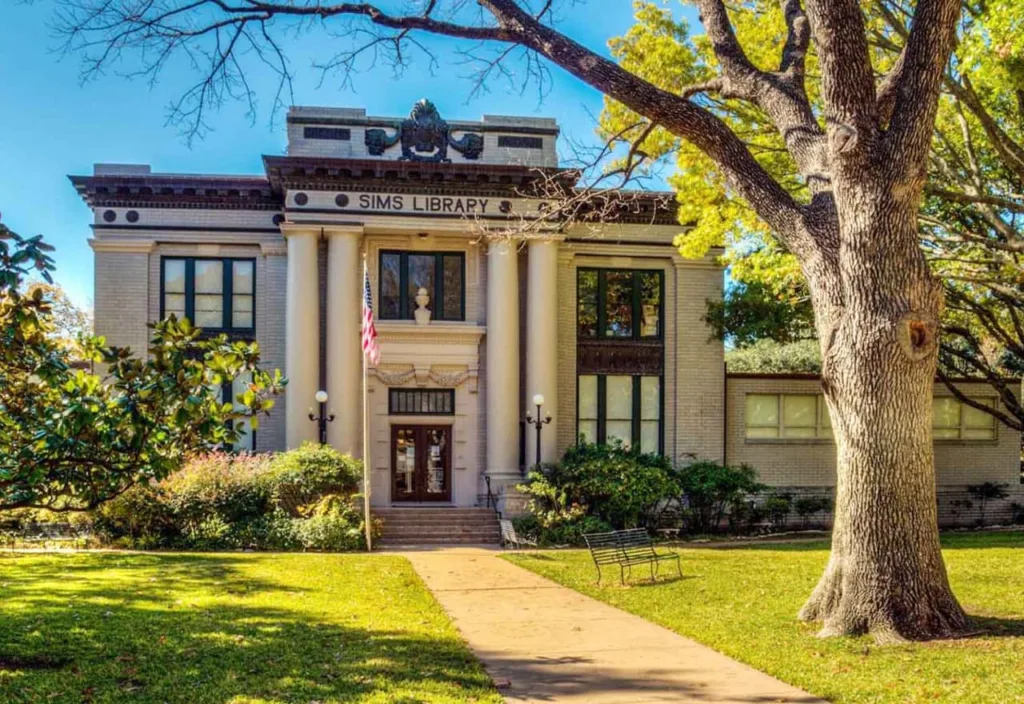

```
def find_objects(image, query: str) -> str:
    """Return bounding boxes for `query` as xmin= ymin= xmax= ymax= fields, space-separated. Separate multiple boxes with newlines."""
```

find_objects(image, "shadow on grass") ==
xmin=0 ymin=553 xmax=495 ymax=704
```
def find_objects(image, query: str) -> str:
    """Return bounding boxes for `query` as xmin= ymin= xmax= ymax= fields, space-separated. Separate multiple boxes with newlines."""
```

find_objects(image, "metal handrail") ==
xmin=484 ymin=475 xmax=502 ymax=519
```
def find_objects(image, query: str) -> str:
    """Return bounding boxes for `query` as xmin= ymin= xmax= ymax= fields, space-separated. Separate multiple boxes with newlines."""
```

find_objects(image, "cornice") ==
xmin=88 ymin=238 xmax=156 ymax=253
xmin=376 ymin=321 xmax=486 ymax=346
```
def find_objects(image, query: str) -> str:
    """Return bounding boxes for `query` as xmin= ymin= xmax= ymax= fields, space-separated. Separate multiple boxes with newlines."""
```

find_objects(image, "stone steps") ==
xmin=375 ymin=507 xmax=500 ymax=546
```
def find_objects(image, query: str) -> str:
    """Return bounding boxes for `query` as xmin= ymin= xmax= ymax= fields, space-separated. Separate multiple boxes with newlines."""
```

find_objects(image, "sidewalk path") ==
xmin=402 ymin=547 xmax=826 ymax=704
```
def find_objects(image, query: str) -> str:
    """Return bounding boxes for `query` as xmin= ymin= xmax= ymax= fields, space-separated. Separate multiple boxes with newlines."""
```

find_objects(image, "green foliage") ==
xmin=725 ymin=339 xmax=822 ymax=374
xmin=511 ymin=512 xmax=613 ymax=548
xmin=967 ymin=482 xmax=1011 ymax=526
xmin=763 ymin=492 xmax=793 ymax=531
xmin=91 ymin=448 xmax=370 ymax=551
xmin=0 ymin=221 xmax=285 ymax=512
xmin=519 ymin=442 xmax=678 ymax=532
xmin=674 ymin=460 xmax=765 ymax=534
xmin=793 ymin=496 xmax=832 ymax=529
xmin=264 ymin=442 xmax=362 ymax=516
xmin=705 ymin=280 xmax=814 ymax=348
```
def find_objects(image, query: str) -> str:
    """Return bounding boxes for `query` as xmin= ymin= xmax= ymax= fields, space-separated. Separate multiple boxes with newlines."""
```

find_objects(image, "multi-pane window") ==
xmin=389 ymin=389 xmax=456 ymax=415
xmin=577 ymin=269 xmax=662 ymax=340
xmin=379 ymin=251 xmax=465 ymax=321
xmin=933 ymin=397 xmax=997 ymax=440
xmin=161 ymin=257 xmax=256 ymax=331
xmin=577 ymin=374 xmax=662 ymax=454
xmin=745 ymin=394 xmax=832 ymax=439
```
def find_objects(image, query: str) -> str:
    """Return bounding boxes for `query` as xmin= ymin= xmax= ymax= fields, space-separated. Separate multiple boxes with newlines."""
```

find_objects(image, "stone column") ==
xmin=324 ymin=226 xmax=364 ymax=455
xmin=284 ymin=228 xmax=320 ymax=448
xmin=486 ymin=239 xmax=521 ymax=483
xmin=525 ymin=238 xmax=559 ymax=468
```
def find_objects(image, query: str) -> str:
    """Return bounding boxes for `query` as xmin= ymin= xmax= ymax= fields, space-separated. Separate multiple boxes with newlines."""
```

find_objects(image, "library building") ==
xmin=73 ymin=100 xmax=1021 ymax=529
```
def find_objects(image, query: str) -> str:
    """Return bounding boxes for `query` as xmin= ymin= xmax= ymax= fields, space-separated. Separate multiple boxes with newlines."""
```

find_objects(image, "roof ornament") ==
xmin=365 ymin=99 xmax=484 ymax=162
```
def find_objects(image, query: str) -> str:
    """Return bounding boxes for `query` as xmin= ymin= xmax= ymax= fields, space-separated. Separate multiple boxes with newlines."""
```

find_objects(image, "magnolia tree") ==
xmin=0 ymin=219 xmax=284 ymax=512
xmin=55 ymin=0 xmax=970 ymax=641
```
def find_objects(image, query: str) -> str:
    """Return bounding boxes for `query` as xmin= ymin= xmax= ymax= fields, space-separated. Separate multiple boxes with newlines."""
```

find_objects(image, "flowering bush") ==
xmin=91 ymin=446 xmax=370 ymax=551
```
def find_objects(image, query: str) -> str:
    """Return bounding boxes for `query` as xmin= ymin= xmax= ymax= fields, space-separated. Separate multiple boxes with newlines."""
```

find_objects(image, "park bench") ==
xmin=583 ymin=528 xmax=682 ymax=585
xmin=499 ymin=519 xmax=538 ymax=549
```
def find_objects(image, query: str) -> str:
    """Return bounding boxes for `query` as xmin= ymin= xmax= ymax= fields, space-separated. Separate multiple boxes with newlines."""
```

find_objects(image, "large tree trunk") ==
xmin=798 ymin=183 xmax=969 ymax=642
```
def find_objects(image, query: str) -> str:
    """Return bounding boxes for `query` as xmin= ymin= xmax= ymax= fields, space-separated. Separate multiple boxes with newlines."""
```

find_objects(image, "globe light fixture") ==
xmin=308 ymin=390 xmax=335 ymax=444
xmin=524 ymin=392 xmax=553 ymax=473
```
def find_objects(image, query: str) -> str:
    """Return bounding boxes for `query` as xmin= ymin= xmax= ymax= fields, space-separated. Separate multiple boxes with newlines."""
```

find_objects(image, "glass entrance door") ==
xmin=391 ymin=425 xmax=452 ymax=502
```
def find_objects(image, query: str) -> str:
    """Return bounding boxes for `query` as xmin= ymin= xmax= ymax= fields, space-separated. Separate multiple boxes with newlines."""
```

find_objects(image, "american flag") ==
xmin=361 ymin=263 xmax=381 ymax=365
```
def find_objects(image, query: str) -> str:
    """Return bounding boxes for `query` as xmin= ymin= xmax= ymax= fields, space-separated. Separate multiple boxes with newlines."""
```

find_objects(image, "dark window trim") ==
xmin=388 ymin=388 xmax=457 ymax=415
xmin=378 ymin=250 xmax=466 ymax=321
xmin=576 ymin=267 xmax=664 ymax=341
xmin=160 ymin=256 xmax=257 ymax=334
xmin=576 ymin=373 xmax=664 ymax=455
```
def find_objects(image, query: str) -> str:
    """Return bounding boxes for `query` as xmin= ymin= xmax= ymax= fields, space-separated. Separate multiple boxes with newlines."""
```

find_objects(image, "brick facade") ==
xmin=725 ymin=375 xmax=1023 ymax=526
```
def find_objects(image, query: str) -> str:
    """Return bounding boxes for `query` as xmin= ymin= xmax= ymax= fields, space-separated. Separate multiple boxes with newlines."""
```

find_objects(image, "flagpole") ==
xmin=362 ymin=254 xmax=373 ymax=552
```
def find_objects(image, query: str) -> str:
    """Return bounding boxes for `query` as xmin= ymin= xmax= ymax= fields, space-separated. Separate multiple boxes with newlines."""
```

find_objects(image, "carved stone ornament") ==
xmin=374 ymin=366 xmax=416 ymax=386
xmin=364 ymin=99 xmax=484 ymax=162
xmin=429 ymin=369 xmax=471 ymax=387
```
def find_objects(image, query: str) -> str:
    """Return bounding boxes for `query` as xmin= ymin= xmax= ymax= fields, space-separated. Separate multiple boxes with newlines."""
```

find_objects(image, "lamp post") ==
xmin=308 ymin=390 xmax=335 ymax=445
xmin=525 ymin=393 xmax=552 ymax=472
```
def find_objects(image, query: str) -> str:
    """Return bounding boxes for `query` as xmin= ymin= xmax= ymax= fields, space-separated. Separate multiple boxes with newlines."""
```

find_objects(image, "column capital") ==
xmin=279 ymin=223 xmax=320 ymax=239
xmin=323 ymin=224 xmax=365 ymax=238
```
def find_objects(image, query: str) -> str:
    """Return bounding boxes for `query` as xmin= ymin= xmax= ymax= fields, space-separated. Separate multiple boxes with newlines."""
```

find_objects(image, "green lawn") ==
xmin=0 ymin=552 xmax=501 ymax=704
xmin=506 ymin=531 xmax=1024 ymax=704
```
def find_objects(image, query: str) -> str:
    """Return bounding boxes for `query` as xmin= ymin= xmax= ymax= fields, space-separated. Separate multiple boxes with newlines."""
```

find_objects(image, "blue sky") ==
xmin=0 ymin=1 xmax=698 ymax=308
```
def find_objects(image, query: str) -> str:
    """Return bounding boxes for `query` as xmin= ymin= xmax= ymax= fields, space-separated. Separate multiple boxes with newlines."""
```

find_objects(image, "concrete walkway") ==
xmin=402 ymin=547 xmax=825 ymax=704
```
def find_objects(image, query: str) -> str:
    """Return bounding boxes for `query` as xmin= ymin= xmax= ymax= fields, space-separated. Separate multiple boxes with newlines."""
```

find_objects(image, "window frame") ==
xmin=378 ymin=250 xmax=466 ymax=322
xmin=160 ymin=256 xmax=257 ymax=334
xmin=575 ymin=373 xmax=664 ymax=455
xmin=576 ymin=267 xmax=664 ymax=341
xmin=933 ymin=396 xmax=998 ymax=442
xmin=388 ymin=388 xmax=457 ymax=416
xmin=744 ymin=393 xmax=833 ymax=442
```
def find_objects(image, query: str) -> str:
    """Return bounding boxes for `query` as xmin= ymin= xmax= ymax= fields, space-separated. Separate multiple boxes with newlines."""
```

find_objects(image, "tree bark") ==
xmin=799 ymin=180 xmax=969 ymax=642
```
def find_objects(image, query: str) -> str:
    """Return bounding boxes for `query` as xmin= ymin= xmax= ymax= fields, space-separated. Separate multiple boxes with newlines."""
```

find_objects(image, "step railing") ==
xmin=484 ymin=475 xmax=503 ymax=520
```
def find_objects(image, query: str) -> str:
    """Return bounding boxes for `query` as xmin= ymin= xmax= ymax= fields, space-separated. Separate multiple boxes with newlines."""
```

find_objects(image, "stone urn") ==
xmin=414 ymin=286 xmax=432 ymax=325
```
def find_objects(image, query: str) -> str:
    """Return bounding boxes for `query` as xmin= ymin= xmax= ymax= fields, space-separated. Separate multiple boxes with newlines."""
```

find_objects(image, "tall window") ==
xmin=933 ymin=397 xmax=997 ymax=440
xmin=577 ymin=374 xmax=662 ymax=454
xmin=745 ymin=394 xmax=832 ymax=439
xmin=379 ymin=251 xmax=465 ymax=321
xmin=162 ymin=257 xmax=255 ymax=332
xmin=577 ymin=268 xmax=662 ymax=340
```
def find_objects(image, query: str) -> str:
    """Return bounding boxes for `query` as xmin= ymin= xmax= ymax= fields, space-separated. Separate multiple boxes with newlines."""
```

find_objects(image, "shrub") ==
xmin=674 ymin=460 xmax=765 ymax=534
xmin=92 ymin=482 xmax=177 ymax=544
xmin=88 ymin=447 xmax=368 ymax=552
xmin=793 ymin=496 xmax=832 ymax=529
xmin=511 ymin=512 xmax=613 ymax=548
xmin=264 ymin=443 xmax=362 ymax=516
xmin=763 ymin=492 xmax=793 ymax=532
xmin=161 ymin=451 xmax=273 ymax=531
xmin=519 ymin=442 xmax=677 ymax=530
xmin=967 ymin=482 xmax=1010 ymax=526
